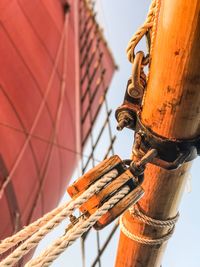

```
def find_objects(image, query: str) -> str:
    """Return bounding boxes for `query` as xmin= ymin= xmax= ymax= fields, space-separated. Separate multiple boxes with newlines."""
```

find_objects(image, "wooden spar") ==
xmin=115 ymin=0 xmax=200 ymax=266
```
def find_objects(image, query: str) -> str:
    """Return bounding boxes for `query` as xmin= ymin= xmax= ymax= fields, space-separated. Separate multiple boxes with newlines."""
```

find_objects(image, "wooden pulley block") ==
xmin=67 ymin=155 xmax=144 ymax=230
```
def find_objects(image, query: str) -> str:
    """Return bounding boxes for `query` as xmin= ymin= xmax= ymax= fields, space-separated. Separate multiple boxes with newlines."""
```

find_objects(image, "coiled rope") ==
xmin=119 ymin=204 xmax=179 ymax=246
xmin=120 ymin=215 xmax=174 ymax=246
xmin=0 ymin=169 xmax=120 ymax=267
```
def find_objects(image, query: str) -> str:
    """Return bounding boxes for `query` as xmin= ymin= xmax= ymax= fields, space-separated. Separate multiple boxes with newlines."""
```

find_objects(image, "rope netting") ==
xmin=78 ymin=0 xmax=118 ymax=266
xmin=0 ymin=0 xmax=119 ymax=266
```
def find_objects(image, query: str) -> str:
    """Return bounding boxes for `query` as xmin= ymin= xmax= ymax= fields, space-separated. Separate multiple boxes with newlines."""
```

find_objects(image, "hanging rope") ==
xmin=0 ymin=169 xmax=118 ymax=267
xmin=126 ymin=0 xmax=161 ymax=63
xmin=26 ymin=187 xmax=129 ymax=267
xmin=0 ymin=202 xmax=68 ymax=254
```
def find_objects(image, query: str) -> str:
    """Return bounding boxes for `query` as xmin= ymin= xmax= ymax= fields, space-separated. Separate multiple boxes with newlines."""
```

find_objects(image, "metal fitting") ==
xmin=128 ymin=51 xmax=146 ymax=99
xmin=116 ymin=110 xmax=135 ymax=131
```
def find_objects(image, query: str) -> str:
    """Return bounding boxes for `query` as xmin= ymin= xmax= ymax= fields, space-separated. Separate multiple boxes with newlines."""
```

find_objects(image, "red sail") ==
xmin=0 ymin=0 xmax=115 ymax=245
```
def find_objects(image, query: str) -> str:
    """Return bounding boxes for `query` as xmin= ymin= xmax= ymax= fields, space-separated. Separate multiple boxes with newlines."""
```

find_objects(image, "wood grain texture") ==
xmin=67 ymin=155 xmax=121 ymax=197
xmin=142 ymin=0 xmax=200 ymax=139
xmin=80 ymin=169 xmax=135 ymax=213
xmin=68 ymin=156 xmax=144 ymax=230
xmin=95 ymin=186 xmax=144 ymax=230
xmin=115 ymin=0 xmax=200 ymax=266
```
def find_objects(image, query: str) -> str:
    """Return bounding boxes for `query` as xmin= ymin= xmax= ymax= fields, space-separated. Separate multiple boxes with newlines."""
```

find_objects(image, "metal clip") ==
xmin=128 ymin=51 xmax=146 ymax=99
xmin=123 ymin=149 xmax=157 ymax=184
xmin=115 ymin=51 xmax=147 ymax=131
xmin=67 ymin=155 xmax=144 ymax=230
xmin=115 ymin=79 xmax=141 ymax=131
xmin=65 ymin=214 xmax=85 ymax=233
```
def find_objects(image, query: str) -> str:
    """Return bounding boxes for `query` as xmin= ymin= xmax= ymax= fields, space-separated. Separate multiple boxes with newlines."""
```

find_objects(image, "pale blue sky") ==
xmin=35 ymin=1 xmax=200 ymax=266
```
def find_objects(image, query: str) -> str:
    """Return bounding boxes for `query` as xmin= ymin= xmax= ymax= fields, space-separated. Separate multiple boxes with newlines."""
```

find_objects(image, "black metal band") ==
xmin=134 ymin=117 xmax=199 ymax=170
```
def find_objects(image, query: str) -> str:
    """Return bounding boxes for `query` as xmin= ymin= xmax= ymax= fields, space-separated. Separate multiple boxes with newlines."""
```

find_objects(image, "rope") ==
xmin=129 ymin=204 xmax=179 ymax=228
xmin=119 ymin=215 xmax=174 ymax=246
xmin=0 ymin=203 xmax=68 ymax=254
xmin=126 ymin=0 xmax=161 ymax=63
xmin=26 ymin=186 xmax=130 ymax=267
xmin=0 ymin=169 xmax=118 ymax=267
xmin=149 ymin=0 xmax=161 ymax=57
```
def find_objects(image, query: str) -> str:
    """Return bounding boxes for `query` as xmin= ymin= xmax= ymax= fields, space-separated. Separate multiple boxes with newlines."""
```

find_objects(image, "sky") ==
xmin=34 ymin=1 xmax=200 ymax=266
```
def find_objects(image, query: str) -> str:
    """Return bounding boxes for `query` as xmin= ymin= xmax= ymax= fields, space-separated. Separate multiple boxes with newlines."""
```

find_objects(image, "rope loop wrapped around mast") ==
xmin=120 ymin=215 xmax=175 ymax=246
xmin=119 ymin=204 xmax=180 ymax=246
xmin=130 ymin=204 xmax=180 ymax=228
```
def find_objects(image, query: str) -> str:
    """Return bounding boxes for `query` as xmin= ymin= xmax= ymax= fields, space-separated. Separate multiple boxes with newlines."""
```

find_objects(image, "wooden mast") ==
xmin=115 ymin=0 xmax=200 ymax=266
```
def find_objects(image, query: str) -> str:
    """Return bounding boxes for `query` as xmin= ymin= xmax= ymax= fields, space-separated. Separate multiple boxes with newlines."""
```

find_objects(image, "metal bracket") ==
xmin=115 ymin=49 xmax=200 ymax=169
xmin=115 ymin=51 xmax=146 ymax=131
xmin=123 ymin=149 xmax=157 ymax=183
xmin=128 ymin=51 xmax=146 ymax=99
xmin=115 ymin=101 xmax=140 ymax=131
xmin=133 ymin=118 xmax=199 ymax=170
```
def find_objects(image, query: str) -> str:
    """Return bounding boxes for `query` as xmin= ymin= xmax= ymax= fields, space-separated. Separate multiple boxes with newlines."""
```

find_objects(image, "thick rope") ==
xmin=129 ymin=204 xmax=179 ymax=228
xmin=119 ymin=215 xmax=174 ymax=246
xmin=0 ymin=202 xmax=68 ymax=254
xmin=126 ymin=0 xmax=160 ymax=63
xmin=149 ymin=0 xmax=161 ymax=57
xmin=26 ymin=186 xmax=130 ymax=267
xmin=0 ymin=169 xmax=118 ymax=267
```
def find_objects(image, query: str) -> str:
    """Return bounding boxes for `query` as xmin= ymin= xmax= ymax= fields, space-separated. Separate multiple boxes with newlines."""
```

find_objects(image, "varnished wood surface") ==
xmin=115 ymin=0 xmax=200 ymax=266
xmin=67 ymin=155 xmax=121 ymax=197
xmin=142 ymin=0 xmax=200 ymax=139
xmin=80 ymin=169 xmax=135 ymax=213
xmin=95 ymin=186 xmax=144 ymax=230
xmin=68 ymin=155 xmax=144 ymax=230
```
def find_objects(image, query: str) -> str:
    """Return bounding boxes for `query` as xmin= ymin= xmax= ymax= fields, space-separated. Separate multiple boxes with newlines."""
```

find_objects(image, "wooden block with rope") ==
xmin=67 ymin=155 xmax=144 ymax=229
